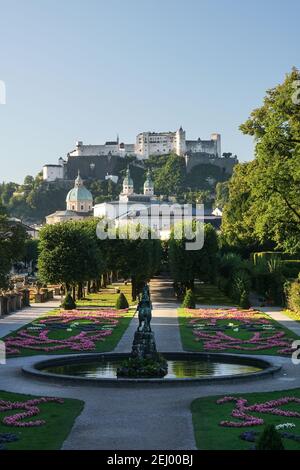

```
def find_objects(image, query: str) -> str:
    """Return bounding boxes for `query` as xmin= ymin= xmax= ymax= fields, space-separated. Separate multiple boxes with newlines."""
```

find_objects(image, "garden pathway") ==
xmin=0 ymin=297 xmax=61 ymax=339
xmin=115 ymin=277 xmax=182 ymax=353
xmin=258 ymin=307 xmax=300 ymax=337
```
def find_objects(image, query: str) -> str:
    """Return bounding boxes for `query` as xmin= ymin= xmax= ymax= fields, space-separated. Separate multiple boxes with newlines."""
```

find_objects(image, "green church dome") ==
xmin=66 ymin=172 xmax=93 ymax=203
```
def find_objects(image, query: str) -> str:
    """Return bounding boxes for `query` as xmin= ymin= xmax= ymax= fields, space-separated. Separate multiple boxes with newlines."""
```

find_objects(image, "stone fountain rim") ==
xmin=22 ymin=351 xmax=281 ymax=387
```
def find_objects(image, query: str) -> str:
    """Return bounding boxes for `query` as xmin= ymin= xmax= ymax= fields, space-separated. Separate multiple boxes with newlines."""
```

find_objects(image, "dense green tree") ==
xmin=23 ymin=239 xmax=39 ymax=271
xmin=38 ymin=221 xmax=103 ymax=297
xmin=214 ymin=181 xmax=229 ymax=209
xmin=221 ymin=161 xmax=264 ymax=254
xmin=222 ymin=68 xmax=300 ymax=255
xmin=0 ymin=214 xmax=27 ymax=288
xmin=185 ymin=163 xmax=226 ymax=190
xmin=169 ymin=221 xmax=218 ymax=290
xmin=0 ymin=182 xmax=18 ymax=206
xmin=153 ymin=153 xmax=186 ymax=197
xmin=116 ymin=225 xmax=161 ymax=299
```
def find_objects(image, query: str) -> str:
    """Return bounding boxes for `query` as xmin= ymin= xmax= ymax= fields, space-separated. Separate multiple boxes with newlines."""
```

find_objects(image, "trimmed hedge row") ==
xmin=286 ymin=278 xmax=300 ymax=314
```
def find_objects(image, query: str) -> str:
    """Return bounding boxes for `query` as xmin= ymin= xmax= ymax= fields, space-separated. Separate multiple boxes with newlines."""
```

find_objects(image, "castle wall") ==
xmin=185 ymin=152 xmax=237 ymax=175
xmin=65 ymin=154 xmax=119 ymax=180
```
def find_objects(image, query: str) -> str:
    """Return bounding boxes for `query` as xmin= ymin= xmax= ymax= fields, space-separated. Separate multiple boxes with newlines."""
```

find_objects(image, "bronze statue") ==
xmin=136 ymin=285 xmax=152 ymax=332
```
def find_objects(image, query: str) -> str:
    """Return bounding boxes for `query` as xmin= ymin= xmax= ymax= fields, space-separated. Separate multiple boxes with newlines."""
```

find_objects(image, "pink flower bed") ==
xmin=187 ymin=308 xmax=293 ymax=355
xmin=0 ymin=397 xmax=64 ymax=427
xmin=216 ymin=395 xmax=300 ymax=428
xmin=5 ymin=309 xmax=126 ymax=355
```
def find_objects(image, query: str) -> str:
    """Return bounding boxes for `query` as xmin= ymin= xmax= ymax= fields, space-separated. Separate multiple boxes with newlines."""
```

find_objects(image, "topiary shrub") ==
xmin=61 ymin=292 xmax=76 ymax=310
xmin=256 ymin=424 xmax=284 ymax=450
xmin=115 ymin=292 xmax=129 ymax=309
xmin=182 ymin=289 xmax=196 ymax=309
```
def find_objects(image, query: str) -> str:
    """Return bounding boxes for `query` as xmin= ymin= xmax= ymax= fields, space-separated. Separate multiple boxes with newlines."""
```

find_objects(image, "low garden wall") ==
xmin=0 ymin=289 xmax=30 ymax=317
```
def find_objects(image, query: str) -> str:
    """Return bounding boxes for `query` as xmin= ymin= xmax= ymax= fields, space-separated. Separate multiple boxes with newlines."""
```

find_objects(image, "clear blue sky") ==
xmin=0 ymin=0 xmax=299 ymax=183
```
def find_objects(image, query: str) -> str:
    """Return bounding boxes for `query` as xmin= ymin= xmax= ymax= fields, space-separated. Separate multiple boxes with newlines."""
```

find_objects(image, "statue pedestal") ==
xmin=131 ymin=330 xmax=157 ymax=360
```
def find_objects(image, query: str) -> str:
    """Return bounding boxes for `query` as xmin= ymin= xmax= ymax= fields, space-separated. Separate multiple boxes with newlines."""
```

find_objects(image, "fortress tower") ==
xmin=175 ymin=126 xmax=186 ymax=156
xmin=211 ymin=133 xmax=221 ymax=157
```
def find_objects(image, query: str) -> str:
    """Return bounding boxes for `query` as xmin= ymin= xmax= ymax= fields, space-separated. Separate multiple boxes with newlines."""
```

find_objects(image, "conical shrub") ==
xmin=182 ymin=289 xmax=196 ymax=309
xmin=61 ymin=292 xmax=76 ymax=310
xmin=115 ymin=292 xmax=129 ymax=309
xmin=256 ymin=424 xmax=285 ymax=450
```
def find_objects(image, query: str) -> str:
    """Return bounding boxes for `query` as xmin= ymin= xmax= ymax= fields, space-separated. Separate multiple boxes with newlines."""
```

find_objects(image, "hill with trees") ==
xmin=0 ymin=153 xmax=232 ymax=223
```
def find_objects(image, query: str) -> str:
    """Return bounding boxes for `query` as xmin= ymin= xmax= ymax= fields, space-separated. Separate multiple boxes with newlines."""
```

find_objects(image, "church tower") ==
xmin=122 ymin=167 xmax=134 ymax=195
xmin=143 ymin=169 xmax=154 ymax=197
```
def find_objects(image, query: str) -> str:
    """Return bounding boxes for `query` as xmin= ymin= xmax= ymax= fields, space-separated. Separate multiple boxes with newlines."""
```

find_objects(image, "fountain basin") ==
xmin=22 ymin=352 xmax=281 ymax=386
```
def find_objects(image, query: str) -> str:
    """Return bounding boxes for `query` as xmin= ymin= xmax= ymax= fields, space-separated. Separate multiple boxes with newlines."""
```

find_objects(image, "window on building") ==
xmin=81 ymin=205 xmax=84 ymax=210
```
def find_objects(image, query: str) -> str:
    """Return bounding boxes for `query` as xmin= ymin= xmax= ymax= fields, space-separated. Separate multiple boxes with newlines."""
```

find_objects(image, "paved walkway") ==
xmin=0 ymin=297 xmax=61 ymax=338
xmin=115 ymin=278 xmax=182 ymax=353
xmin=258 ymin=306 xmax=300 ymax=337
xmin=0 ymin=280 xmax=300 ymax=449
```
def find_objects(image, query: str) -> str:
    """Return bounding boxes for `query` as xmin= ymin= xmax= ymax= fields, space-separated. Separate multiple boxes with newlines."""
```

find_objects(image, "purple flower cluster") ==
xmin=5 ymin=309 xmax=126 ymax=355
xmin=217 ymin=396 xmax=300 ymax=428
xmin=193 ymin=329 xmax=292 ymax=354
xmin=188 ymin=308 xmax=293 ymax=355
xmin=0 ymin=397 xmax=64 ymax=428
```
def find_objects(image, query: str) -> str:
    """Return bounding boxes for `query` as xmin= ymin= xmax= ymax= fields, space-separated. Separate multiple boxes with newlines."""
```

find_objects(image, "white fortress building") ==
xmin=135 ymin=128 xmax=221 ymax=159
xmin=42 ymin=128 xmax=225 ymax=182
xmin=69 ymin=136 xmax=135 ymax=158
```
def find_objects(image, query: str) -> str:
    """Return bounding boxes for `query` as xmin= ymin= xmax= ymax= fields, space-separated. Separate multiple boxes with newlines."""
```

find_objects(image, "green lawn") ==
xmin=4 ymin=308 xmax=135 ymax=358
xmin=178 ymin=307 xmax=298 ymax=356
xmin=194 ymin=283 xmax=234 ymax=306
xmin=0 ymin=390 xmax=83 ymax=450
xmin=77 ymin=283 xmax=137 ymax=307
xmin=192 ymin=388 xmax=300 ymax=450
xmin=284 ymin=309 xmax=300 ymax=323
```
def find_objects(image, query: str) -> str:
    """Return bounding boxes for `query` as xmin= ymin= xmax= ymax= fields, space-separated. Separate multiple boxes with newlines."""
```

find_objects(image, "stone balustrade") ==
xmin=0 ymin=289 xmax=30 ymax=317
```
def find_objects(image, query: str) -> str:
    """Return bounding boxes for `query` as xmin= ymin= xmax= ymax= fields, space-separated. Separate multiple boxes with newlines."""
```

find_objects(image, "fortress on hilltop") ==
xmin=42 ymin=127 xmax=238 ymax=182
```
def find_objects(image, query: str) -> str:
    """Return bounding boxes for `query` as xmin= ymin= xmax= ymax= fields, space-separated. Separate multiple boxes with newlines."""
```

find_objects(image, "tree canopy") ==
xmin=168 ymin=221 xmax=218 ymax=290
xmin=0 ymin=214 xmax=27 ymax=288
xmin=222 ymin=68 xmax=300 ymax=255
